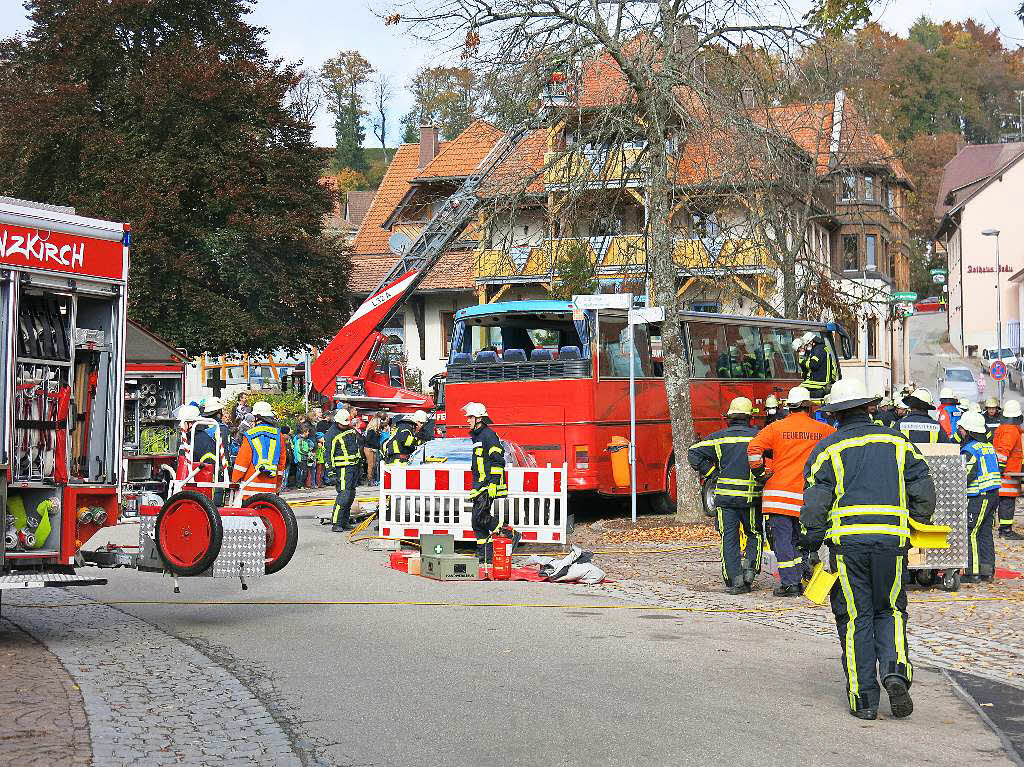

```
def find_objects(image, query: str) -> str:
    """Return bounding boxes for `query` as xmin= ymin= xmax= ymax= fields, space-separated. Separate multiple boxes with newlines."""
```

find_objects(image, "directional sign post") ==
xmin=992 ymin=360 xmax=1007 ymax=382
xmin=890 ymin=291 xmax=918 ymax=303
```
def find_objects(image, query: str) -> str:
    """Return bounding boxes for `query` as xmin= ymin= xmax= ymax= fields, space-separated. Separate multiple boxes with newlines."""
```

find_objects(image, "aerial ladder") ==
xmin=310 ymin=114 xmax=547 ymax=403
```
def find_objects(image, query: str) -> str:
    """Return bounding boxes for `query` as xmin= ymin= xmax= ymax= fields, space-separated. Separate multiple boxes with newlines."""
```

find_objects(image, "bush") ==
xmin=226 ymin=390 xmax=310 ymax=432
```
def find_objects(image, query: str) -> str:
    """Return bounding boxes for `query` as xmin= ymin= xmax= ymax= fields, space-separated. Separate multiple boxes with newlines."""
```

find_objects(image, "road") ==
xmin=907 ymin=309 xmax=1003 ymax=400
xmin=3 ymin=498 xmax=1015 ymax=767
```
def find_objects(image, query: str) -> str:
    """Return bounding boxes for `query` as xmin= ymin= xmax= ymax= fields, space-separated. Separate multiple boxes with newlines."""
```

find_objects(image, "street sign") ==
xmin=890 ymin=291 xmax=918 ymax=303
xmin=992 ymin=360 xmax=1007 ymax=381
xmin=572 ymin=293 xmax=632 ymax=310
xmin=930 ymin=268 xmax=947 ymax=285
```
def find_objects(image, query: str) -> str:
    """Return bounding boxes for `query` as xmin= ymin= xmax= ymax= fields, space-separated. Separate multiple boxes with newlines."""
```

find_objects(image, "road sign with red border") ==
xmin=991 ymin=360 xmax=1007 ymax=381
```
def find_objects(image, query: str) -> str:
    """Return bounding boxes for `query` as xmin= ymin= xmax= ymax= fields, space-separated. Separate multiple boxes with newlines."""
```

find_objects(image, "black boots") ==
xmin=773 ymin=582 xmax=803 ymax=597
xmin=849 ymin=707 xmax=878 ymax=721
xmin=999 ymin=527 xmax=1024 ymax=540
xmin=883 ymin=676 xmax=914 ymax=719
xmin=726 ymin=576 xmax=750 ymax=595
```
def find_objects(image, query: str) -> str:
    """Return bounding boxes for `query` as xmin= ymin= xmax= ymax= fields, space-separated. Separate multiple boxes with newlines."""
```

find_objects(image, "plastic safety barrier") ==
xmin=379 ymin=463 xmax=568 ymax=544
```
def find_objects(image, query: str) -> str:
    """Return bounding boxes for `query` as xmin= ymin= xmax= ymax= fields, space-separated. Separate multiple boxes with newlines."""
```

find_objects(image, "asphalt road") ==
xmin=72 ymin=506 xmax=1013 ymax=767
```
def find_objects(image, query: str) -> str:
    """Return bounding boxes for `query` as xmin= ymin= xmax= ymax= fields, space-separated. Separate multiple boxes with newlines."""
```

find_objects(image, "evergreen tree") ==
xmin=321 ymin=50 xmax=373 ymax=173
xmin=0 ymin=0 xmax=350 ymax=353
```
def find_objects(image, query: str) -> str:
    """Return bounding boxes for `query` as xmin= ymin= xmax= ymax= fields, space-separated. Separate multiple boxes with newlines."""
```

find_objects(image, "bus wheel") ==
xmin=651 ymin=460 xmax=678 ymax=515
xmin=700 ymin=470 xmax=717 ymax=518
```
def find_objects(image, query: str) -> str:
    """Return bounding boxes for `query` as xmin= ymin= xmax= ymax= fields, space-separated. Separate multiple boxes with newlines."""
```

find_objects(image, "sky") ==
xmin=1 ymin=0 xmax=1021 ymax=148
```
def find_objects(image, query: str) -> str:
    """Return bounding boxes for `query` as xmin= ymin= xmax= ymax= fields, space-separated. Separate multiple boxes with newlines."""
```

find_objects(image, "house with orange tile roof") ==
xmin=348 ymin=53 xmax=914 ymax=394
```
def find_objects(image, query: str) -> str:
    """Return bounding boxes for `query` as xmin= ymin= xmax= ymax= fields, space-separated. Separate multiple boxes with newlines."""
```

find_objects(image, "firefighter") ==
xmin=935 ymin=388 xmax=963 ymax=439
xmin=195 ymin=396 xmax=230 ymax=471
xmin=463 ymin=402 xmax=517 ymax=562
xmin=230 ymin=401 xmax=286 ymax=497
xmin=958 ymin=410 xmax=1002 ymax=582
xmin=763 ymin=395 xmax=785 ymax=424
xmin=748 ymin=385 xmax=835 ymax=596
xmin=983 ymin=397 xmax=1002 ymax=442
xmin=800 ymin=333 xmax=837 ymax=399
xmin=688 ymin=397 xmax=762 ymax=594
xmin=896 ymin=388 xmax=950 ymax=444
xmin=993 ymin=400 xmax=1024 ymax=540
xmin=382 ymin=410 xmax=429 ymax=464
xmin=327 ymin=409 xmax=361 ymax=532
xmin=892 ymin=397 xmax=909 ymax=422
xmin=800 ymin=377 xmax=936 ymax=721
xmin=871 ymin=396 xmax=896 ymax=428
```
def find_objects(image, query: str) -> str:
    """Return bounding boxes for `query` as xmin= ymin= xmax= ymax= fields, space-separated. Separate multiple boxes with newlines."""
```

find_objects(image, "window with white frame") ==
xmin=865 ymin=234 xmax=878 ymax=270
xmin=841 ymin=175 xmax=856 ymax=201
xmin=864 ymin=175 xmax=875 ymax=201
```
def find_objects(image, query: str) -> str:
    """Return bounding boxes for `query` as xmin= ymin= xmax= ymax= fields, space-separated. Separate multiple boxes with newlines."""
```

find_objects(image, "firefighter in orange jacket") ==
xmin=748 ymin=385 xmax=835 ymax=596
xmin=231 ymin=400 xmax=286 ymax=500
xmin=993 ymin=399 xmax=1024 ymax=540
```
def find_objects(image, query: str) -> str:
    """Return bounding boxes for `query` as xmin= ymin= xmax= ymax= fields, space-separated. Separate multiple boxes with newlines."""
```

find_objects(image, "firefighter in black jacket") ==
xmin=800 ymin=378 xmax=936 ymax=721
xmin=687 ymin=397 xmax=762 ymax=595
xmin=464 ymin=402 xmax=516 ymax=562
xmin=382 ymin=410 xmax=429 ymax=464
xmin=897 ymin=388 xmax=950 ymax=444
xmin=327 ymin=409 xmax=361 ymax=532
xmin=800 ymin=333 xmax=837 ymax=398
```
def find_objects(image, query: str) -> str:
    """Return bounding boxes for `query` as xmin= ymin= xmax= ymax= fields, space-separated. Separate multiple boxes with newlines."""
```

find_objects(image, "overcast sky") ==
xmin=1 ymin=1 xmax=1021 ymax=148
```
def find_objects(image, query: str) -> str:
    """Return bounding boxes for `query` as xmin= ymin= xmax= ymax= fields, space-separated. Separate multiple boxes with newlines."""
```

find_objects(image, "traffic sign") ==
xmin=930 ymin=268 xmax=947 ymax=285
xmin=573 ymin=293 xmax=632 ymax=310
xmin=991 ymin=360 xmax=1007 ymax=381
xmin=890 ymin=291 xmax=918 ymax=303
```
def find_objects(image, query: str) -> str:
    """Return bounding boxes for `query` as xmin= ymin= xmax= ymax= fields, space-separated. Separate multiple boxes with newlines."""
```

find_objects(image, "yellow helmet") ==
xmin=727 ymin=397 xmax=753 ymax=416
xmin=764 ymin=395 xmax=779 ymax=409
xmin=984 ymin=397 xmax=1000 ymax=409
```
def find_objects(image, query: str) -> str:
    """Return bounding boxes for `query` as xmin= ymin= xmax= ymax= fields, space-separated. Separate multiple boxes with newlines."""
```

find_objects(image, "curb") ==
xmin=944 ymin=669 xmax=1024 ymax=767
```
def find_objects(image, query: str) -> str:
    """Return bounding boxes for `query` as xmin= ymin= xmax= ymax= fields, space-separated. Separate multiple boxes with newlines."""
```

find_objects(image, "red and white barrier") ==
xmin=378 ymin=464 xmax=569 ymax=544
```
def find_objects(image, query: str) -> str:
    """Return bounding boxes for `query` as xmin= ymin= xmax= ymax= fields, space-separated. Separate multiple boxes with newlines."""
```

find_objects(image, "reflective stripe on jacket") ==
xmin=801 ymin=412 xmax=936 ymax=548
xmin=330 ymin=428 xmax=361 ymax=468
xmin=383 ymin=424 xmax=420 ymax=464
xmin=470 ymin=424 xmax=506 ymax=499
xmin=801 ymin=340 xmax=836 ymax=392
xmin=962 ymin=440 xmax=1002 ymax=496
xmin=993 ymin=422 xmax=1023 ymax=497
xmin=687 ymin=423 xmax=760 ymax=508
xmin=747 ymin=411 xmax=835 ymax=517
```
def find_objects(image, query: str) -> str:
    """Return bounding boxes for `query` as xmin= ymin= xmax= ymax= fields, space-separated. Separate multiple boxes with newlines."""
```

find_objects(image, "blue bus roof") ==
xmin=455 ymin=301 xmax=573 ymax=319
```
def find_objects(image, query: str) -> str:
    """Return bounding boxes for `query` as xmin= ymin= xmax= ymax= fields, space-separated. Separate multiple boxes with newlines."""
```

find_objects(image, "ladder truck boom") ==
xmin=311 ymin=116 xmax=544 ymax=397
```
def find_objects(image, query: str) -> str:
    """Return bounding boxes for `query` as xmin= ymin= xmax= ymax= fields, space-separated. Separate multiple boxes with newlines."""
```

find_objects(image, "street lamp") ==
xmin=982 ymin=229 xmax=1002 ymax=396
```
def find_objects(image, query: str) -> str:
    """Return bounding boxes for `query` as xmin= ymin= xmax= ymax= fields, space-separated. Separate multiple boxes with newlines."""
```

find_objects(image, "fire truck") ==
xmin=1 ymin=198 xmax=296 ymax=595
xmin=122 ymin=320 xmax=187 ymax=512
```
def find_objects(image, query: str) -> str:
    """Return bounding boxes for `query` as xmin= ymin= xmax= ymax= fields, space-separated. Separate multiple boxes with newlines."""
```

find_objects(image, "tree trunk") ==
xmin=646 ymin=131 xmax=702 ymax=523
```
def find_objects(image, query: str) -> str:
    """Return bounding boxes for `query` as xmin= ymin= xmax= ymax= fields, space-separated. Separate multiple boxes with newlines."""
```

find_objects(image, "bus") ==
xmin=442 ymin=300 xmax=849 ymax=512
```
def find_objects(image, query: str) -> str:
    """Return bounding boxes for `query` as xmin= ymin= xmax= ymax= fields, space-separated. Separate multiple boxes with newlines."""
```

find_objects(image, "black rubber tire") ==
xmin=701 ymin=470 xmax=718 ymax=518
xmin=650 ymin=458 xmax=677 ymax=516
xmin=915 ymin=569 xmax=938 ymax=588
xmin=243 ymin=493 xmax=299 ymax=575
xmin=942 ymin=571 xmax=960 ymax=592
xmin=155 ymin=491 xmax=223 ymax=577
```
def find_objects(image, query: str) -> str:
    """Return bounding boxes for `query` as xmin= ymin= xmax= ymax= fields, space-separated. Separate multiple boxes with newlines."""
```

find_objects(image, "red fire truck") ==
xmin=0 ymin=197 xmax=130 ymax=589
xmin=1 ymin=198 xmax=296 ymax=594
xmin=122 ymin=320 xmax=187 ymax=512
xmin=441 ymin=300 xmax=850 ymax=511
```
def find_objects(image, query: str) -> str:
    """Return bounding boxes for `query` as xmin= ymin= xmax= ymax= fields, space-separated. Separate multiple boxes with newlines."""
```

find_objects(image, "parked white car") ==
xmin=982 ymin=347 xmax=1018 ymax=373
xmin=936 ymin=365 xmax=981 ymax=403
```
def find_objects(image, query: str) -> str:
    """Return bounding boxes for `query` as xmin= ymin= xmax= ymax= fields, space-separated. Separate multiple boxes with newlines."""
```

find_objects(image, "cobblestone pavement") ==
xmin=4 ymin=589 xmax=301 ymax=767
xmin=0 ymin=615 xmax=91 ymax=766
xmin=570 ymin=518 xmax=1024 ymax=690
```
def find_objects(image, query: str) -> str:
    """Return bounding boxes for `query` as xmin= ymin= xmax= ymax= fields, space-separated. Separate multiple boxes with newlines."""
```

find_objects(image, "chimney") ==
xmin=418 ymin=125 xmax=440 ymax=169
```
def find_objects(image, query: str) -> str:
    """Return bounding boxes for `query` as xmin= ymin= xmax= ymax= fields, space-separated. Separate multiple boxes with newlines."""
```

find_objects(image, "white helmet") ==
xmin=203 ymin=396 xmax=224 ymax=414
xmin=409 ymin=409 xmax=429 ymax=425
xmin=251 ymin=401 xmax=275 ymax=418
xmin=1003 ymin=400 xmax=1023 ymax=419
xmin=893 ymin=397 xmax=907 ymax=410
xmin=819 ymin=378 xmax=880 ymax=413
xmin=786 ymin=385 xmax=811 ymax=407
xmin=938 ymin=387 xmax=955 ymax=402
xmin=176 ymin=404 xmax=201 ymax=423
xmin=334 ymin=409 xmax=350 ymax=425
xmin=958 ymin=410 xmax=986 ymax=435
xmin=462 ymin=402 xmax=489 ymax=419
xmin=906 ymin=387 xmax=933 ymax=407
xmin=792 ymin=338 xmax=804 ymax=352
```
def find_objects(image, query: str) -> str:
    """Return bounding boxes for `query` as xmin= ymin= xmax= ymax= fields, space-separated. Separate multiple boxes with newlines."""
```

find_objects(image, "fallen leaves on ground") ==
xmin=603 ymin=524 xmax=718 ymax=544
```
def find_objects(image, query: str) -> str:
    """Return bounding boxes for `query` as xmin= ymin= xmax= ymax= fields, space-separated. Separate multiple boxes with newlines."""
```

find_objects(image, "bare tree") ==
xmin=372 ymin=73 xmax=394 ymax=157
xmin=387 ymin=1 xmax=884 ymax=522
xmin=287 ymin=68 xmax=322 ymax=128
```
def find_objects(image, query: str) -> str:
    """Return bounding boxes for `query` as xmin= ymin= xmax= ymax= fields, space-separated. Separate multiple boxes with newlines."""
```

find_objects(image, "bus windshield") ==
xmin=447 ymin=306 xmax=591 ymax=381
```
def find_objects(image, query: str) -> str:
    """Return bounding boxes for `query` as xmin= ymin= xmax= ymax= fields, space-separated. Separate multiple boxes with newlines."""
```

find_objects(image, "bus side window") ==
xmin=688 ymin=323 xmax=725 ymax=378
xmin=760 ymin=327 xmax=799 ymax=378
xmin=598 ymin=318 xmax=653 ymax=378
xmin=722 ymin=325 xmax=764 ymax=379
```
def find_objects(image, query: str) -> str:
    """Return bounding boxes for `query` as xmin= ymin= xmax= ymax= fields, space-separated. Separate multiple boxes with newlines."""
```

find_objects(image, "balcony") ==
xmin=544 ymin=146 xmax=646 ymax=188
xmin=476 ymin=235 xmax=770 ymax=282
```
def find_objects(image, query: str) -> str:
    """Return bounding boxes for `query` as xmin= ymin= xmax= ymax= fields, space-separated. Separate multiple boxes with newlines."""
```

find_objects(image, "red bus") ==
xmin=442 ymin=300 xmax=849 ymax=511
